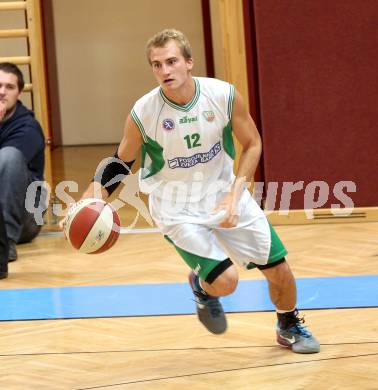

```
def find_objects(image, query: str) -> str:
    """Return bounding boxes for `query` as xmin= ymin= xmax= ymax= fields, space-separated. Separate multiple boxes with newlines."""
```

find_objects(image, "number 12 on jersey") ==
xmin=184 ymin=133 xmax=201 ymax=149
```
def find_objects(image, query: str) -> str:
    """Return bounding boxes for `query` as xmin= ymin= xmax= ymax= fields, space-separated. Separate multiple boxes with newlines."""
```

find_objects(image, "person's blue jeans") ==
xmin=0 ymin=203 xmax=8 ymax=271
xmin=0 ymin=146 xmax=44 ymax=244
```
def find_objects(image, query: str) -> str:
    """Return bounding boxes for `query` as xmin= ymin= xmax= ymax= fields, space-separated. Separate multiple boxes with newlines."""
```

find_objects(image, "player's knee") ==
xmin=209 ymin=264 xmax=238 ymax=296
xmin=0 ymin=146 xmax=25 ymax=169
xmin=259 ymin=258 xmax=293 ymax=285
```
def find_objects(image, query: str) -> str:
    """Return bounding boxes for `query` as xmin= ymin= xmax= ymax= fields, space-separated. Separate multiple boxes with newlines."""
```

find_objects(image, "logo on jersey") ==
xmin=162 ymin=118 xmax=175 ymax=131
xmin=168 ymin=141 xmax=221 ymax=169
xmin=202 ymin=110 xmax=215 ymax=122
xmin=179 ymin=115 xmax=198 ymax=124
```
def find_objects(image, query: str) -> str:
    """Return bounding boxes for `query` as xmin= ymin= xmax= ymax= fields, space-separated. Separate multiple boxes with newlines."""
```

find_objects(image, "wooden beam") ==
xmin=201 ymin=0 xmax=215 ymax=78
xmin=0 ymin=56 xmax=31 ymax=64
xmin=0 ymin=2 xmax=26 ymax=11
xmin=23 ymin=83 xmax=32 ymax=92
xmin=25 ymin=0 xmax=53 ymax=185
xmin=217 ymin=0 xmax=249 ymax=173
xmin=218 ymin=0 xmax=249 ymax=106
xmin=0 ymin=29 xmax=28 ymax=38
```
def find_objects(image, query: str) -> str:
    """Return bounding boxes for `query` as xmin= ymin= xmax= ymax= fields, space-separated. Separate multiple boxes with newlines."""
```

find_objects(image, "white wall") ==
xmin=51 ymin=0 xmax=206 ymax=145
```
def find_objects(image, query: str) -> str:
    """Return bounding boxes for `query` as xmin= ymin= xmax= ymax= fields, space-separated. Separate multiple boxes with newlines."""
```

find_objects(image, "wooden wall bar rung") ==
xmin=24 ymin=83 xmax=32 ymax=92
xmin=0 ymin=56 xmax=31 ymax=64
xmin=0 ymin=29 xmax=28 ymax=38
xmin=0 ymin=2 xmax=26 ymax=11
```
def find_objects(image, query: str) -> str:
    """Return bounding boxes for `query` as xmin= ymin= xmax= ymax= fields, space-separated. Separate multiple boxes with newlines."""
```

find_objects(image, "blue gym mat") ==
xmin=0 ymin=275 xmax=376 ymax=321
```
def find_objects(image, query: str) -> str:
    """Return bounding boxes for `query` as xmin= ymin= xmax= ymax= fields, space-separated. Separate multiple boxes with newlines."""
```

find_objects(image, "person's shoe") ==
xmin=276 ymin=309 xmax=320 ymax=354
xmin=189 ymin=271 xmax=227 ymax=334
xmin=8 ymin=240 xmax=17 ymax=262
xmin=0 ymin=262 xmax=8 ymax=279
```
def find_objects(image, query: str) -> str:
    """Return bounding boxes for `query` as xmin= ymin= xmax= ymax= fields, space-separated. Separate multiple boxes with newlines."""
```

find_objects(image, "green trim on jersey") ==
xmin=223 ymin=120 xmax=236 ymax=160
xmin=247 ymin=223 xmax=288 ymax=269
xmin=165 ymin=235 xmax=222 ymax=281
xmin=222 ymin=84 xmax=236 ymax=159
xmin=131 ymin=109 xmax=148 ymax=142
xmin=227 ymin=84 xmax=235 ymax=119
xmin=141 ymin=136 xmax=165 ymax=179
xmin=132 ymin=109 xmax=165 ymax=179
xmin=159 ymin=78 xmax=200 ymax=112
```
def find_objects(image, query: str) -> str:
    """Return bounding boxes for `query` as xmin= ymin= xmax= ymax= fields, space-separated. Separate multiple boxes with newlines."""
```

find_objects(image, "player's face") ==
xmin=0 ymin=70 xmax=21 ymax=114
xmin=149 ymin=40 xmax=193 ymax=93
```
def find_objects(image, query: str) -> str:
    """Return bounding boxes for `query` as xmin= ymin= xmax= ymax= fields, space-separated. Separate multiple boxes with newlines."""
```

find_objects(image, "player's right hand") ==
xmin=58 ymin=217 xmax=66 ymax=231
xmin=58 ymin=203 xmax=76 ymax=237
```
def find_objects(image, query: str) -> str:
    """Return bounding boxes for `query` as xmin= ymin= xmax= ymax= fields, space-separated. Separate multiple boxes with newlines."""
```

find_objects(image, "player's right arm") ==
xmin=81 ymin=114 xmax=143 ymax=200
xmin=117 ymin=114 xmax=144 ymax=162
xmin=59 ymin=115 xmax=143 ymax=230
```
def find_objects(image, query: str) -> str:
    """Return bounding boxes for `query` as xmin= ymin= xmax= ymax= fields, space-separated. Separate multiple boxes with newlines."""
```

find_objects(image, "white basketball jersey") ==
xmin=131 ymin=77 xmax=236 ymax=203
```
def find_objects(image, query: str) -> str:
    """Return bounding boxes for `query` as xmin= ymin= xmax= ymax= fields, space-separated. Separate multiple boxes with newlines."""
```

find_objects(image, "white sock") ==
xmin=198 ymin=278 xmax=208 ymax=295
xmin=276 ymin=307 xmax=296 ymax=314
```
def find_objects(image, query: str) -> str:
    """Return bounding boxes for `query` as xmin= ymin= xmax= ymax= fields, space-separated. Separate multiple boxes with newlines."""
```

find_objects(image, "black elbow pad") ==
xmin=93 ymin=151 xmax=135 ymax=196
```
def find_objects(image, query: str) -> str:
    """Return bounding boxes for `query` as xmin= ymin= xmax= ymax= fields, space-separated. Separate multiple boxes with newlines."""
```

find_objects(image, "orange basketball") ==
xmin=64 ymin=198 xmax=120 ymax=254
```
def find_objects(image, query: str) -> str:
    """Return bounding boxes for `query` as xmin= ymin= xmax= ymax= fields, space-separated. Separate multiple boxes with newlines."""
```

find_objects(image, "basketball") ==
xmin=64 ymin=198 xmax=120 ymax=254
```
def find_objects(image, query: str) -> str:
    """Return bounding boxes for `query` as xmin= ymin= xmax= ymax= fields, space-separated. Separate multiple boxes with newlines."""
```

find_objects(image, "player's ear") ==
xmin=186 ymin=58 xmax=194 ymax=71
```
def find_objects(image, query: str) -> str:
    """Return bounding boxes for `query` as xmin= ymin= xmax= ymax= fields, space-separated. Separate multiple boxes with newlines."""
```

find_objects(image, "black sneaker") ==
xmin=8 ymin=240 xmax=17 ymax=262
xmin=276 ymin=309 xmax=320 ymax=353
xmin=189 ymin=271 xmax=227 ymax=334
xmin=0 ymin=262 xmax=8 ymax=280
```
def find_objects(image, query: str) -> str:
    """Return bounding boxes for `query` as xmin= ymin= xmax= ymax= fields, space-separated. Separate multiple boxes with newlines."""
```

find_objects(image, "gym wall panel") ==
xmin=252 ymin=0 xmax=378 ymax=209
xmin=50 ymin=0 xmax=206 ymax=146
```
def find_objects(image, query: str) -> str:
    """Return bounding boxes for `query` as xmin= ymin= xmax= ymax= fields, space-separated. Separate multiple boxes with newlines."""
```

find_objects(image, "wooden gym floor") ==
xmin=0 ymin=145 xmax=377 ymax=389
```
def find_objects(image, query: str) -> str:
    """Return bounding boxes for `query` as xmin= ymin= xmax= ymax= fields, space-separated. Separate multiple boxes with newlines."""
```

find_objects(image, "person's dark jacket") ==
xmin=0 ymin=100 xmax=45 ymax=181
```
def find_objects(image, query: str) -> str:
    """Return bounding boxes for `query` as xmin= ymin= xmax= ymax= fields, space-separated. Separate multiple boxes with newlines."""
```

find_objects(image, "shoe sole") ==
xmin=276 ymin=333 xmax=320 ymax=353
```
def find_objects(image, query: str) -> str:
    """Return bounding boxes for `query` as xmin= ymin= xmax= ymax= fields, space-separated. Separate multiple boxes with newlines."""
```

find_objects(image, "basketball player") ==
xmin=76 ymin=29 xmax=319 ymax=353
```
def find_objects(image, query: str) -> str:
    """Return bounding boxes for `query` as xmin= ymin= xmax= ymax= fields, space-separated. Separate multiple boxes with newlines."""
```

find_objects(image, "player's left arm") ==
xmin=232 ymin=89 xmax=262 ymax=188
xmin=217 ymin=89 xmax=262 ymax=228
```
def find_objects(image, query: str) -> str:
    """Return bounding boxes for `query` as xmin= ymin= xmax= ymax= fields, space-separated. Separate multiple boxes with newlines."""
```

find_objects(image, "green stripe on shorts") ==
xmin=268 ymin=223 xmax=288 ymax=261
xmin=164 ymin=235 xmax=221 ymax=281
xmin=247 ymin=223 xmax=288 ymax=269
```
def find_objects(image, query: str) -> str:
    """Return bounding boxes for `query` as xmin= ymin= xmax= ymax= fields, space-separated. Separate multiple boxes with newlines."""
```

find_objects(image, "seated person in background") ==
xmin=0 ymin=62 xmax=46 ymax=262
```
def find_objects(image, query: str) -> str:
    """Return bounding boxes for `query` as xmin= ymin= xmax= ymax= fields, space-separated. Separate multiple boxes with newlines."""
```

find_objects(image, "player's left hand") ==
xmin=213 ymin=192 xmax=240 ymax=228
xmin=213 ymin=177 xmax=249 ymax=228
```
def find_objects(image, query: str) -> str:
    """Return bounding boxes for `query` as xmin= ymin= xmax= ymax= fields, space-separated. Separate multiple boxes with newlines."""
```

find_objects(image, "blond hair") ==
xmin=146 ymin=29 xmax=192 ymax=63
